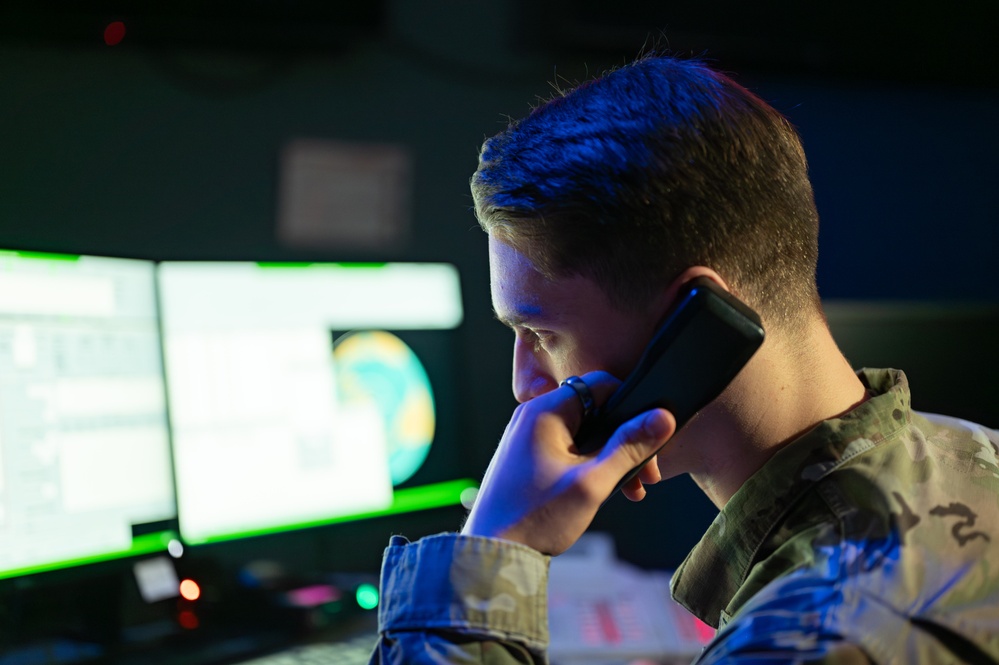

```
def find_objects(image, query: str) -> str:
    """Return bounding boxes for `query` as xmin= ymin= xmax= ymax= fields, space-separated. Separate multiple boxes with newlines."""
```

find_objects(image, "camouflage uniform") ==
xmin=372 ymin=369 xmax=999 ymax=664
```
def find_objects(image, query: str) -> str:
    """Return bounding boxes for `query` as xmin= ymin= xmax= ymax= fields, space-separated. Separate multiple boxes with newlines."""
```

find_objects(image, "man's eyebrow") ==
xmin=494 ymin=303 xmax=544 ymax=328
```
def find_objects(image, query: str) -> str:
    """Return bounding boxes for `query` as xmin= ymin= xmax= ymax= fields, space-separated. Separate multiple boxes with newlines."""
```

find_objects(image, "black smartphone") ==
xmin=574 ymin=276 xmax=765 ymax=494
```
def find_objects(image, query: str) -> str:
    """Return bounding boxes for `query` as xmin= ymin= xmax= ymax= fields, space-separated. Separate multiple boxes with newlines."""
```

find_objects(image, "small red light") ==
xmin=178 ymin=609 xmax=200 ymax=630
xmin=104 ymin=21 xmax=126 ymax=47
xmin=179 ymin=579 xmax=201 ymax=601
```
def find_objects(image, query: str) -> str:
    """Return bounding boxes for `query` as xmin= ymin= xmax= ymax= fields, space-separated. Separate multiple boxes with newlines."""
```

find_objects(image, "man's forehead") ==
xmin=488 ymin=237 xmax=552 ymax=320
xmin=487 ymin=235 xmax=603 ymax=327
xmin=488 ymin=235 xmax=534 ymax=277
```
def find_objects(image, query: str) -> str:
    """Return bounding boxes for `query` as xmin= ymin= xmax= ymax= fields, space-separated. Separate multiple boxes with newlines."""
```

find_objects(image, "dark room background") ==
xmin=1 ymin=0 xmax=997 ymax=572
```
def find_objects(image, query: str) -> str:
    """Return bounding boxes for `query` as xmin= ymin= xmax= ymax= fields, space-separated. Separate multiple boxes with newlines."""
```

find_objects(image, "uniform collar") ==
xmin=670 ymin=368 xmax=912 ymax=627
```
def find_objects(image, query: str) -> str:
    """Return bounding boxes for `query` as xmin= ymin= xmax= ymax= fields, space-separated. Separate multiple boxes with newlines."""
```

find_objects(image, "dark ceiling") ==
xmin=1 ymin=1 xmax=996 ymax=87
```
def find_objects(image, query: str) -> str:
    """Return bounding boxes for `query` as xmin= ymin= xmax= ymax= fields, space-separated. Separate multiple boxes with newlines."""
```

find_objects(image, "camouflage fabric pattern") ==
xmin=673 ymin=368 xmax=999 ymax=663
xmin=374 ymin=532 xmax=551 ymax=664
xmin=373 ymin=369 xmax=999 ymax=664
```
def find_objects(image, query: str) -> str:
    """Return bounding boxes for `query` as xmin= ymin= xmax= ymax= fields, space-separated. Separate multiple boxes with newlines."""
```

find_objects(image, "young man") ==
xmin=372 ymin=56 xmax=999 ymax=663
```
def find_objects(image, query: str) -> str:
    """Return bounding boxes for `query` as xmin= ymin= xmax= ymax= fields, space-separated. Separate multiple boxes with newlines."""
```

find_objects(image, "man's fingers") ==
xmin=637 ymin=456 xmax=662 ymax=485
xmin=621 ymin=456 xmax=663 ymax=501
xmin=595 ymin=408 xmax=675 ymax=493
xmin=620 ymin=475 xmax=648 ymax=502
xmin=540 ymin=371 xmax=621 ymax=432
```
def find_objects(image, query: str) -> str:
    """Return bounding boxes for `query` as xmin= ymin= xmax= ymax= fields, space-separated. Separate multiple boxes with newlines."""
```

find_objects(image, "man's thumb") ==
xmin=598 ymin=408 xmax=675 ymax=485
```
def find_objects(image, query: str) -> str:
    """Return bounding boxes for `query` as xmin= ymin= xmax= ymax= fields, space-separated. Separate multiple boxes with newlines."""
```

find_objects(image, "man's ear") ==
xmin=656 ymin=266 xmax=731 ymax=313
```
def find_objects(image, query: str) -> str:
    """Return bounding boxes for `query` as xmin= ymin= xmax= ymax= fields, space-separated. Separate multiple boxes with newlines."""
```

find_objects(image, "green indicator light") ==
xmin=9 ymin=250 xmax=81 ymax=261
xmin=255 ymin=262 xmax=387 ymax=269
xmin=256 ymin=262 xmax=314 ymax=268
xmin=0 ymin=531 xmax=178 ymax=580
xmin=356 ymin=583 xmax=379 ymax=610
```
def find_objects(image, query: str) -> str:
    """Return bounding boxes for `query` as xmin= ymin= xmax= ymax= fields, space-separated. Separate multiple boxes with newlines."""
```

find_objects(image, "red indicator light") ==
xmin=104 ymin=21 xmax=126 ymax=46
xmin=179 ymin=579 xmax=201 ymax=601
xmin=178 ymin=609 xmax=200 ymax=630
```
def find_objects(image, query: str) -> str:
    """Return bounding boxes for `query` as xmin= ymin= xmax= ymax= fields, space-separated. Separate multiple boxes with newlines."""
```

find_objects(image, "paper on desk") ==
xmin=548 ymin=533 xmax=714 ymax=664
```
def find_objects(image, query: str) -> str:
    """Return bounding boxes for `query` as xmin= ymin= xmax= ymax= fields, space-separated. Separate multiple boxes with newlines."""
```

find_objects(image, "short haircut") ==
xmin=470 ymin=55 xmax=821 ymax=330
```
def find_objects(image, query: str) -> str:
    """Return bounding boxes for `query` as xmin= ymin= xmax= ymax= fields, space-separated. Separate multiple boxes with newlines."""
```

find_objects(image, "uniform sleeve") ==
xmin=369 ymin=533 xmax=551 ymax=665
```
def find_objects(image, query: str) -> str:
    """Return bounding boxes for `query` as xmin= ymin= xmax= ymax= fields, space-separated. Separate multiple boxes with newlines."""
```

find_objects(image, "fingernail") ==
xmin=643 ymin=411 xmax=666 ymax=438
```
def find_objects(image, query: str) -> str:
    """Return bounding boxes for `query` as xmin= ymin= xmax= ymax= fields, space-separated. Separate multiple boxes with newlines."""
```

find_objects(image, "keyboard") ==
xmin=234 ymin=632 xmax=377 ymax=665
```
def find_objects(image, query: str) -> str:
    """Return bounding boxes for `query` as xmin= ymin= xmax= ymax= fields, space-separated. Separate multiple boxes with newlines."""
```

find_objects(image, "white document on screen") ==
xmin=166 ymin=327 xmax=392 ymax=544
xmin=156 ymin=261 xmax=463 ymax=545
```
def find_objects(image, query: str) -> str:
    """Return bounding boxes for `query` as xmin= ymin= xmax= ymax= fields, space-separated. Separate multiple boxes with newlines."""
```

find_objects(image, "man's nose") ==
xmin=512 ymin=337 xmax=558 ymax=403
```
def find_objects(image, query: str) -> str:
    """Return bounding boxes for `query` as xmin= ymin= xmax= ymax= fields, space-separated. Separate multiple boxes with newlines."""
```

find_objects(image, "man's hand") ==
xmin=461 ymin=371 xmax=675 ymax=555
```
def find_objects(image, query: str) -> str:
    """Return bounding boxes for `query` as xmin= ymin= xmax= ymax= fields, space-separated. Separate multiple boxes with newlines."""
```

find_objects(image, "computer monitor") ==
xmin=156 ymin=261 xmax=473 ymax=546
xmin=0 ymin=249 xmax=177 ymax=580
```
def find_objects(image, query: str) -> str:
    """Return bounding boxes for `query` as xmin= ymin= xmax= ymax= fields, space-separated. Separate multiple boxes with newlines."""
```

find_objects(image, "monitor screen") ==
xmin=157 ymin=262 xmax=472 ymax=545
xmin=0 ymin=250 xmax=177 ymax=580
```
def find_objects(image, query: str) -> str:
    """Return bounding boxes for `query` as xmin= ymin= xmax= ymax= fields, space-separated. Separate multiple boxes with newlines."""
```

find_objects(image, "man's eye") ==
xmin=520 ymin=329 xmax=554 ymax=351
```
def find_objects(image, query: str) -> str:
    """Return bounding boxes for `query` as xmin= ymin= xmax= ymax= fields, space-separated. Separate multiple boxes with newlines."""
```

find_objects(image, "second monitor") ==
xmin=156 ymin=261 xmax=471 ymax=546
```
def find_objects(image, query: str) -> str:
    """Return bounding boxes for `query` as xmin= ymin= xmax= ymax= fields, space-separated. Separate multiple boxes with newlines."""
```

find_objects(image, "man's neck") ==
xmin=673 ymin=317 xmax=868 ymax=509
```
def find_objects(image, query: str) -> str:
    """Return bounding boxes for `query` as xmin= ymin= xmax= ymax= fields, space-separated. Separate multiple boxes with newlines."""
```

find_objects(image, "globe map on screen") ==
xmin=332 ymin=330 xmax=435 ymax=485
